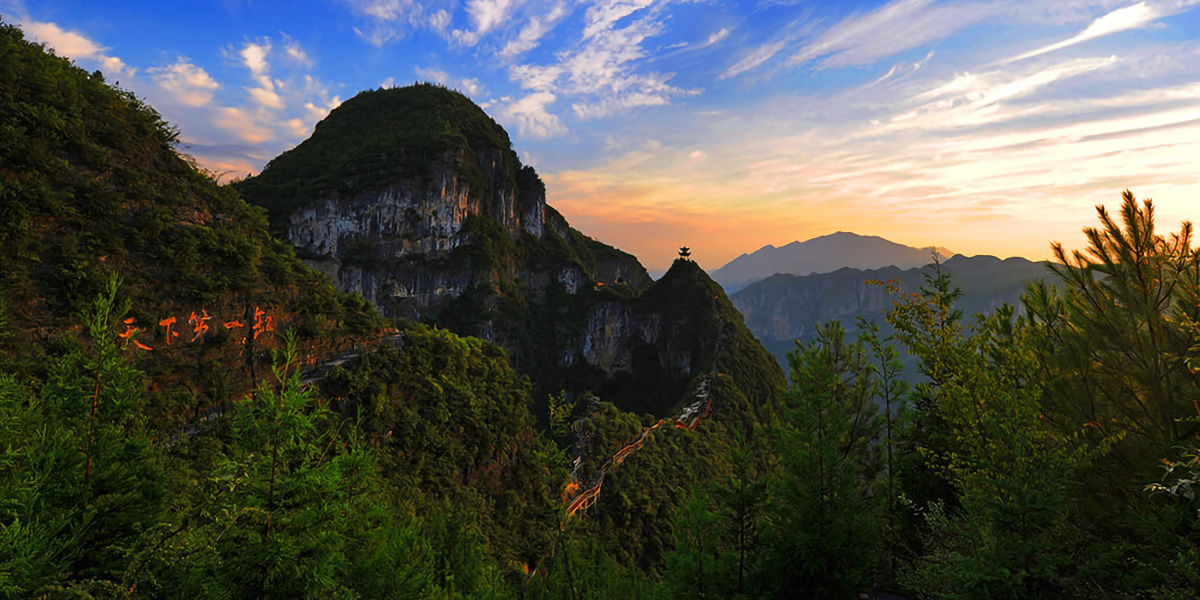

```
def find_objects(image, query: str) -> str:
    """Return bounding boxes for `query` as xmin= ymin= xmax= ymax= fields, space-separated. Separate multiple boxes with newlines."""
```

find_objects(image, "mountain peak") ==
xmin=236 ymin=83 xmax=516 ymax=225
xmin=712 ymin=231 xmax=957 ymax=292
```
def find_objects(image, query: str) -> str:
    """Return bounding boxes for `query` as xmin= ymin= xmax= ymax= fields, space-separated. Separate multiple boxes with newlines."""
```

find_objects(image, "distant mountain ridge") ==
xmin=711 ymin=231 xmax=954 ymax=292
xmin=731 ymin=254 xmax=1053 ymax=370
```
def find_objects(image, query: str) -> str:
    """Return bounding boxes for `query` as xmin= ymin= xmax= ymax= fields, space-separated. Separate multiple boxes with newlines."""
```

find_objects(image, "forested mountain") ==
xmin=732 ymin=255 xmax=1050 ymax=370
xmin=4 ymin=18 xmax=1200 ymax=600
xmin=711 ymin=231 xmax=955 ymax=292
xmin=0 ymin=21 xmax=384 ymax=425
xmin=235 ymin=84 xmax=779 ymax=417
xmin=0 ymin=21 xmax=784 ymax=598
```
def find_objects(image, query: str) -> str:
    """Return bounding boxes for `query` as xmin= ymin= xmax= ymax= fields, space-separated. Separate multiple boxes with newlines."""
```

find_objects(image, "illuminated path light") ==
xmin=560 ymin=376 xmax=714 ymax=523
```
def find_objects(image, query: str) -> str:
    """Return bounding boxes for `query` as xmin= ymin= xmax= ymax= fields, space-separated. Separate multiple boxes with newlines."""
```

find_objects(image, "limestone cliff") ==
xmin=238 ymin=84 xmax=781 ymax=415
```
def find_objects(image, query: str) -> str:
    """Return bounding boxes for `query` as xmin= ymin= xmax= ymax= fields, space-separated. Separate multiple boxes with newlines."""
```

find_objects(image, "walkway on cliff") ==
xmin=169 ymin=334 xmax=405 ymax=444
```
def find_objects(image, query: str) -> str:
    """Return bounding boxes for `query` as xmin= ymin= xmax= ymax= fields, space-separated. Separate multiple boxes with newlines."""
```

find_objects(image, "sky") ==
xmin=6 ymin=0 xmax=1200 ymax=270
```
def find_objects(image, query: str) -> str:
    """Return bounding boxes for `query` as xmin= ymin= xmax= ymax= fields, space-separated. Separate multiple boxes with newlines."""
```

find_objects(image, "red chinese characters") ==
xmin=118 ymin=317 xmax=153 ymax=351
xmin=188 ymin=310 xmax=211 ymax=342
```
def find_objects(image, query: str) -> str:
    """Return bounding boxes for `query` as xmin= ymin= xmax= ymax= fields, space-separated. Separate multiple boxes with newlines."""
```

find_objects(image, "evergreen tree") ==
xmin=892 ymin=293 xmax=1092 ymax=597
xmin=760 ymin=321 xmax=879 ymax=598
xmin=0 ymin=275 xmax=167 ymax=596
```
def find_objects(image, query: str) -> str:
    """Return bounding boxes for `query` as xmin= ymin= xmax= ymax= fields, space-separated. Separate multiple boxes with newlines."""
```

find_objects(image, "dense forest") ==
xmin=3 ymin=19 xmax=1200 ymax=599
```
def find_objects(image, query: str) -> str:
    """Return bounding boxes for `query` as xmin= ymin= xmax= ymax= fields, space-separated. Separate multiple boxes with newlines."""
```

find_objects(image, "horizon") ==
xmin=7 ymin=0 xmax=1200 ymax=270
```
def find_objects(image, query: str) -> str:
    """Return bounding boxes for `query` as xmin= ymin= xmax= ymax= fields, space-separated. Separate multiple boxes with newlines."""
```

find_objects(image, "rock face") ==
xmin=280 ymin=156 xmax=544 ymax=320
xmin=238 ymin=84 xmax=782 ymax=414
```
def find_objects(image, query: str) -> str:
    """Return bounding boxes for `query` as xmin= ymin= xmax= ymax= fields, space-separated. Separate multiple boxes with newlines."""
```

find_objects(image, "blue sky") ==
xmin=7 ymin=0 xmax=1200 ymax=269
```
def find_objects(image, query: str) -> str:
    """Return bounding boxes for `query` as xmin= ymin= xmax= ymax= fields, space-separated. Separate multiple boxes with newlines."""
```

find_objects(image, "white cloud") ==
xmin=583 ymin=0 xmax=656 ymax=39
xmin=501 ymin=2 xmax=568 ymax=57
xmin=467 ymin=0 xmax=520 ymax=36
xmin=341 ymin=0 xmax=423 ymax=46
xmin=282 ymin=35 xmax=312 ymax=67
xmin=305 ymin=95 xmax=342 ymax=122
xmin=1009 ymin=1 xmax=1200 ymax=62
xmin=240 ymin=39 xmax=271 ymax=75
xmin=340 ymin=0 xmax=423 ymax=22
xmin=17 ymin=19 xmax=135 ymax=77
xmin=19 ymin=19 xmax=103 ymax=57
xmin=415 ymin=66 xmax=450 ymax=85
xmin=508 ymin=1 xmax=696 ymax=120
xmin=415 ymin=66 xmax=484 ymax=96
xmin=460 ymin=77 xmax=484 ymax=95
xmin=789 ymin=0 xmax=993 ymax=70
xmin=149 ymin=58 xmax=221 ymax=106
xmin=248 ymin=84 xmax=285 ymax=109
xmin=100 ymin=56 xmax=133 ymax=78
xmin=723 ymin=38 xmax=789 ymax=79
xmin=501 ymin=92 xmax=567 ymax=138
xmin=705 ymin=27 xmax=730 ymax=46
xmin=286 ymin=118 xmax=308 ymax=136
xmin=428 ymin=9 xmax=452 ymax=31
xmin=214 ymin=107 xmax=274 ymax=144
xmin=234 ymin=39 xmax=288 ymax=109
xmin=880 ymin=55 xmax=1120 ymax=133
xmin=339 ymin=0 xmax=456 ymax=45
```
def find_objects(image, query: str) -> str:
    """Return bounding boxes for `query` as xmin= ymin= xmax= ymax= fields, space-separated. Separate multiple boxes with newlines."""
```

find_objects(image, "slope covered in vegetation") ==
xmin=234 ymin=84 xmax=778 ymax=426
xmin=235 ymin=84 xmax=520 ymax=227
xmin=0 ymin=21 xmax=385 ymax=423
xmin=8 ymin=16 xmax=1198 ymax=600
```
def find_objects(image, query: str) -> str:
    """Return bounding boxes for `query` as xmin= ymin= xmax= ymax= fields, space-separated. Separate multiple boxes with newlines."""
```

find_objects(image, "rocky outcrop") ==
xmin=279 ymin=149 xmax=547 ymax=321
xmin=577 ymin=302 xmax=664 ymax=373
xmin=240 ymin=85 xmax=779 ymax=416
xmin=283 ymin=153 xmax=544 ymax=257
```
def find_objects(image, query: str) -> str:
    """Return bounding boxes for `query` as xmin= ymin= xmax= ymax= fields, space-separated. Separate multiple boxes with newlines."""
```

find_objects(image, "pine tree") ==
xmin=760 ymin=321 xmax=879 ymax=597
xmin=0 ymin=275 xmax=166 ymax=595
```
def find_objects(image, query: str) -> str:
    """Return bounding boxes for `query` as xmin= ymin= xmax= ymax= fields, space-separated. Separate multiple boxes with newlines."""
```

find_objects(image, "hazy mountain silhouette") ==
xmin=731 ymin=254 xmax=1052 ymax=373
xmin=712 ymin=232 xmax=954 ymax=292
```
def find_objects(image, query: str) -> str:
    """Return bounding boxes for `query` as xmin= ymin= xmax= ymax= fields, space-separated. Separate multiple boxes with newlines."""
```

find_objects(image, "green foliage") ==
xmin=0 ymin=20 xmax=384 ymax=408
xmin=757 ymin=321 xmax=880 ymax=597
xmin=860 ymin=316 xmax=911 ymax=584
xmin=663 ymin=446 xmax=767 ymax=598
xmin=320 ymin=322 xmax=562 ymax=570
xmin=161 ymin=338 xmax=438 ymax=598
xmin=0 ymin=275 xmax=166 ymax=596
xmin=547 ymin=390 xmax=572 ymax=443
xmin=14 ymin=14 xmax=1200 ymax=597
xmin=235 ymin=83 xmax=518 ymax=227
xmin=1027 ymin=190 xmax=1199 ymax=459
xmin=892 ymin=302 xmax=1094 ymax=597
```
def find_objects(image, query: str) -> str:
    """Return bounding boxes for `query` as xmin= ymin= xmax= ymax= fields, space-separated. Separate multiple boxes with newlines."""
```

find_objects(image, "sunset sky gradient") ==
xmin=8 ymin=0 xmax=1199 ymax=269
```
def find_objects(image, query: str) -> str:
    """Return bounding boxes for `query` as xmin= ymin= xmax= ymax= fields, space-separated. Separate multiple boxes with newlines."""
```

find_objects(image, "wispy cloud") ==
xmin=789 ymin=0 xmax=993 ymax=70
xmin=340 ymin=0 xmax=444 ymax=46
xmin=234 ymin=39 xmax=286 ymax=109
xmin=458 ymin=0 xmax=521 ymax=45
xmin=509 ymin=0 xmax=698 ymax=122
xmin=549 ymin=32 xmax=1200 ymax=268
xmin=282 ymin=34 xmax=313 ymax=67
xmin=1008 ymin=0 xmax=1200 ymax=62
xmin=881 ymin=55 xmax=1120 ymax=132
xmin=500 ymin=2 xmax=568 ymax=57
xmin=414 ymin=66 xmax=486 ymax=97
xmin=723 ymin=37 xmax=790 ymax=79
